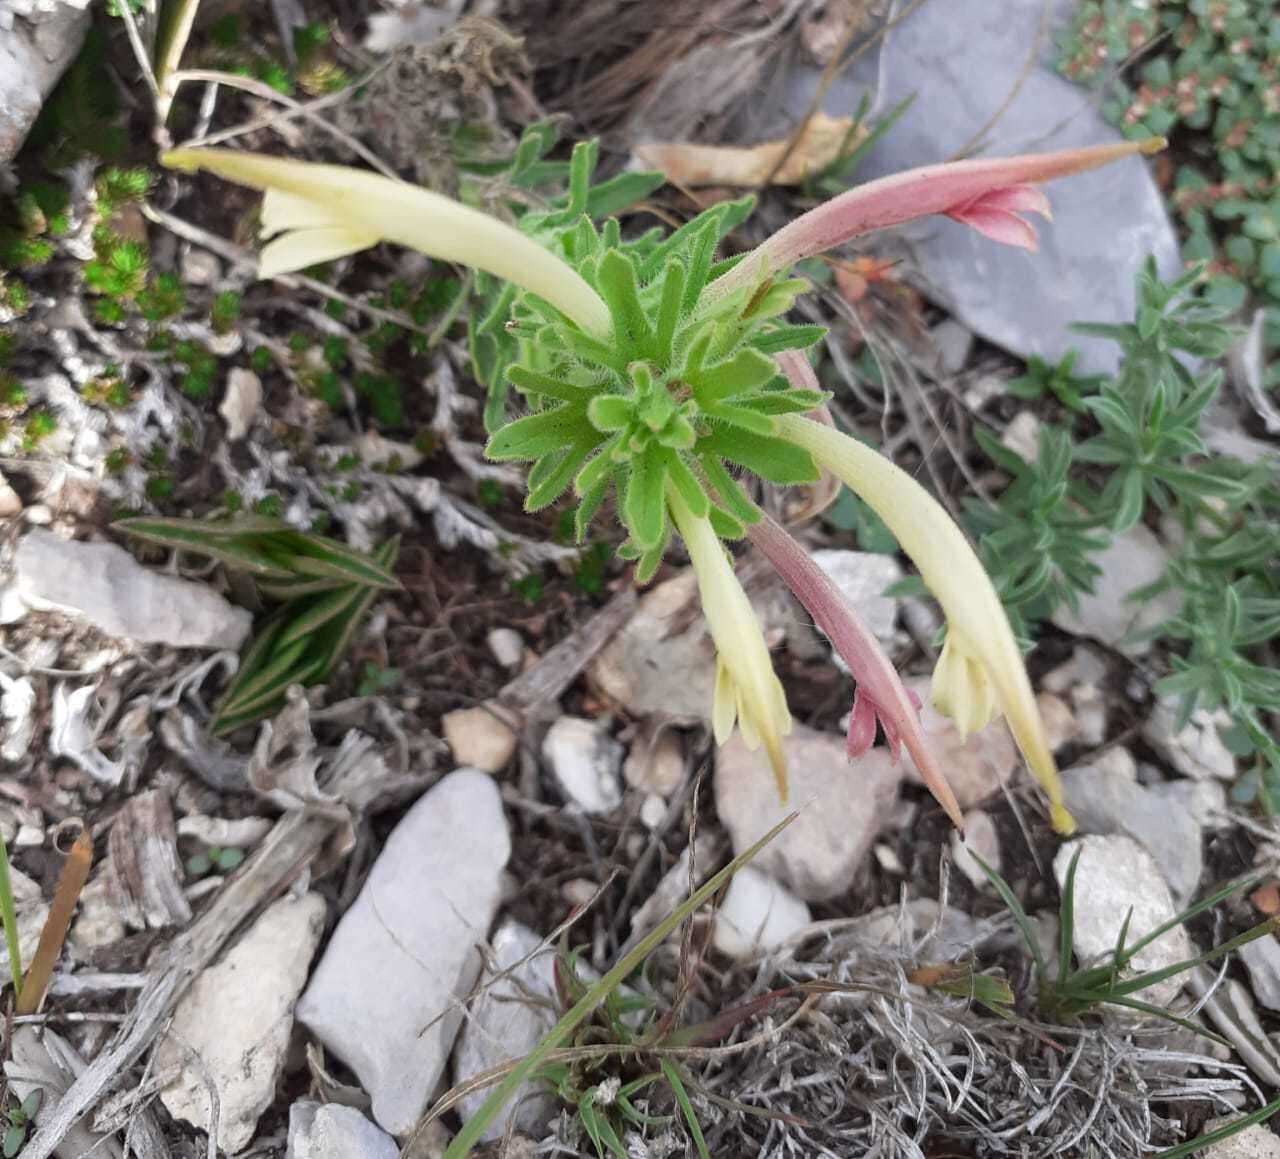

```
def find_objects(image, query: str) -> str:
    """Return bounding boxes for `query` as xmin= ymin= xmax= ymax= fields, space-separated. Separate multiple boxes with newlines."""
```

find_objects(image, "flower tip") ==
xmin=1139 ymin=136 xmax=1168 ymax=156
xmin=1050 ymin=802 xmax=1077 ymax=836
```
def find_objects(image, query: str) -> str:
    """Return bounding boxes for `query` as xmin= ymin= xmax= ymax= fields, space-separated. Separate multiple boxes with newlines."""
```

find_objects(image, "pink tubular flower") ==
xmin=705 ymin=138 xmax=1166 ymax=302
xmin=746 ymin=510 xmax=964 ymax=831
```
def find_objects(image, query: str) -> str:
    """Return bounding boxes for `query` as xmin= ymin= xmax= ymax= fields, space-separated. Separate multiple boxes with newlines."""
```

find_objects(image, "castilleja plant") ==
xmin=165 ymin=135 xmax=1165 ymax=835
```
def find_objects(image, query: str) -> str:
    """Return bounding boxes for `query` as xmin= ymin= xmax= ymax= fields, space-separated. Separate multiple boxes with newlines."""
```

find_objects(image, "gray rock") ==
xmin=452 ymin=920 xmax=558 ymax=1141
xmin=808 ymin=549 xmax=902 ymax=645
xmin=11 ymin=529 xmax=252 ymax=650
xmin=1199 ymin=1118 xmax=1280 ymax=1159
xmin=712 ymin=866 xmax=811 ymax=960
xmin=219 ymin=367 xmax=262 ymax=442
xmin=0 ymin=4 xmax=90 ymax=164
xmin=1052 ymin=524 xmax=1182 ymax=655
xmin=156 ymin=893 xmax=327 ymax=1153
xmin=287 ymin=1102 xmax=398 ymax=1159
xmin=951 ymin=809 xmax=1001 ymax=891
xmin=771 ymin=0 xmax=1179 ymax=374
xmin=542 ymin=716 xmax=624 ymax=814
xmin=715 ymin=724 xmax=902 ymax=901
xmin=1239 ymin=936 xmax=1280 ymax=1014
xmin=1149 ymin=777 xmax=1228 ymax=831
xmin=931 ymin=318 xmax=974 ymax=375
xmin=297 ymin=770 xmax=511 ymax=1136
xmin=1144 ymin=698 xmax=1237 ymax=781
xmin=1060 ymin=763 xmax=1202 ymax=906
xmin=486 ymin=627 xmax=525 ymax=670
xmin=1053 ymin=835 xmax=1191 ymax=1006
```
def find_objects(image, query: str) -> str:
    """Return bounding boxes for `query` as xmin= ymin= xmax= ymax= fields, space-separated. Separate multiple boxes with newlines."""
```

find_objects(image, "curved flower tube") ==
xmin=705 ymin=138 xmax=1165 ymax=303
xmin=745 ymin=510 xmax=964 ymax=830
xmin=775 ymin=409 xmax=1074 ymax=835
xmin=161 ymin=148 xmax=613 ymax=340
xmin=667 ymin=489 xmax=792 ymax=798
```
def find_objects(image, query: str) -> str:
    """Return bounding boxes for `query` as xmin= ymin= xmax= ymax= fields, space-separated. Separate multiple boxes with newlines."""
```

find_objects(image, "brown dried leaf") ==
xmin=634 ymin=112 xmax=862 ymax=187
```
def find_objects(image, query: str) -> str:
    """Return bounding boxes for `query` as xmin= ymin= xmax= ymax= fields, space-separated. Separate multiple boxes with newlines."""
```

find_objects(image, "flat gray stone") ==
xmin=808 ymin=549 xmax=902 ymax=645
xmin=1200 ymin=1118 xmax=1280 ymax=1159
xmin=452 ymin=921 xmax=558 ymax=1141
xmin=287 ymin=1102 xmax=398 ymax=1159
xmin=1239 ymin=936 xmax=1280 ymax=1015
xmin=297 ymin=770 xmax=511 ymax=1136
xmin=12 ymin=529 xmax=252 ymax=650
xmin=1060 ymin=763 xmax=1203 ymax=906
xmin=0 ymin=5 xmax=90 ymax=164
xmin=770 ymin=0 xmax=1179 ymax=374
xmin=1054 ymin=835 xmax=1191 ymax=1007
xmin=715 ymin=724 xmax=902 ymax=901
xmin=156 ymin=893 xmax=327 ymax=1153
xmin=712 ymin=866 xmax=811 ymax=960
xmin=1052 ymin=524 xmax=1182 ymax=655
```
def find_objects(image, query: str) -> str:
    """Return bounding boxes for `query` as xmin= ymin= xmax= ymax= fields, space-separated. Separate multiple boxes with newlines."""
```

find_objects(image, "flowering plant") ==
xmin=165 ymin=133 xmax=1165 ymax=834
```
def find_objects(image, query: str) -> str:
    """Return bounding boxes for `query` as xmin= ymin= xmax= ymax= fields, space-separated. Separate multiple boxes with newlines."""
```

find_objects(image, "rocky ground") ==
xmin=0 ymin=1 xmax=1278 ymax=1158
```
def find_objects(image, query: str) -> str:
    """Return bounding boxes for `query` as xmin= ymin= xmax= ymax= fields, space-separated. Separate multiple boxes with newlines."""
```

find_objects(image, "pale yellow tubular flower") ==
xmin=668 ymin=490 xmax=792 ymax=798
xmin=776 ymin=413 xmax=1075 ymax=834
xmin=161 ymin=148 xmax=612 ymax=341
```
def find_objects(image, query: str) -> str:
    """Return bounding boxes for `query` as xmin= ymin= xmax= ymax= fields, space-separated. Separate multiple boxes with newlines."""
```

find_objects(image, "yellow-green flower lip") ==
xmin=161 ymin=147 xmax=612 ymax=340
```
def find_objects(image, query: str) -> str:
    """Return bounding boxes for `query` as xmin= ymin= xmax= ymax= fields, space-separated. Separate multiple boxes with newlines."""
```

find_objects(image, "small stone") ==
xmin=442 ymin=706 xmax=517 ymax=773
xmin=13 ymin=824 xmax=41 ymax=848
xmin=1143 ymin=699 xmax=1237 ymax=781
xmin=12 ymin=529 xmax=252 ymax=650
xmin=542 ymin=716 xmax=623 ymax=815
xmin=1042 ymin=646 xmax=1108 ymax=694
xmin=22 ymin=504 xmax=50 ymax=525
xmin=715 ymin=724 xmax=902 ymax=901
xmin=1150 ymin=777 xmax=1228 ymax=831
xmin=1060 ymin=763 xmax=1202 ymax=906
xmin=1036 ymin=691 xmax=1078 ymax=752
xmin=0 ymin=470 xmax=19 ymax=518
xmin=486 ymin=627 xmax=525 ymax=670
xmin=156 ymin=893 xmax=327 ymax=1153
xmin=219 ymin=368 xmax=263 ymax=442
xmin=931 ymin=318 xmax=974 ymax=374
xmin=808 ymin=549 xmax=902 ymax=644
xmin=873 ymin=844 xmax=905 ymax=875
xmin=287 ymin=1101 xmax=398 ymax=1159
xmin=1052 ymin=525 xmax=1181 ymax=655
xmin=561 ymin=878 xmax=599 ymax=909
xmin=452 ymin=921 xmax=557 ymax=1142
xmin=1199 ymin=1118 xmax=1280 ymax=1159
xmin=640 ymin=793 xmax=666 ymax=830
xmin=297 ymin=770 xmax=510 ymax=1136
xmin=900 ymin=677 xmax=1018 ymax=811
xmin=951 ymin=809 xmax=1000 ymax=890
xmin=1093 ymin=745 xmax=1137 ymax=781
xmin=181 ymin=249 xmax=222 ymax=288
xmin=1071 ymin=683 xmax=1107 ymax=747
xmin=1000 ymin=411 xmax=1041 ymax=463
xmin=623 ymin=726 xmax=686 ymax=797
xmin=712 ymin=866 xmax=811 ymax=960
xmin=1054 ymin=835 xmax=1191 ymax=1006
xmin=1239 ymin=937 xmax=1280 ymax=1014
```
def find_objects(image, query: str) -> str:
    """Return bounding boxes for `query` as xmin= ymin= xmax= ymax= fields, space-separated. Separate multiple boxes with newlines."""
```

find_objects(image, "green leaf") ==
xmin=748 ymin=324 xmax=826 ymax=354
xmin=664 ymin=451 xmax=709 ymax=519
xmin=275 ymin=584 xmax=366 ymax=650
xmin=699 ymin=400 xmax=777 ymax=436
xmin=527 ymin=437 xmax=598 ymax=511
xmin=624 ymin=447 xmax=668 ymax=549
xmin=1111 ymin=469 xmax=1146 ymax=531
xmin=113 ymin=517 xmax=296 ymax=580
xmin=698 ymin=428 xmax=818 ymax=485
xmin=486 ymin=405 xmax=593 ymax=461
xmin=507 ymin=365 xmax=595 ymax=405
xmin=586 ymin=394 xmax=633 ymax=433
xmin=595 ymin=250 xmax=649 ymax=348
xmin=688 ymin=348 xmax=778 ymax=404
xmin=583 ymin=169 xmax=666 ymax=218
xmin=660 ymin=1061 xmax=712 ymax=1159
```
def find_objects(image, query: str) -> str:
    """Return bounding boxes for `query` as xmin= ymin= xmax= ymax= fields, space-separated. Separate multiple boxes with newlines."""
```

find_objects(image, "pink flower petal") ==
xmin=846 ymin=691 xmax=879 ymax=759
xmin=945 ymin=205 xmax=1039 ymax=251
xmin=956 ymin=183 xmax=1052 ymax=218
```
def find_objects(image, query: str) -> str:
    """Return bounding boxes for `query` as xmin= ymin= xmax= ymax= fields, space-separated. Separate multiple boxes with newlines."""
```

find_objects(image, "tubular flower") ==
xmin=745 ymin=510 xmax=964 ymax=830
xmin=161 ymin=148 xmax=612 ymax=340
xmin=705 ymin=138 xmax=1166 ymax=302
xmin=775 ymin=407 xmax=1074 ymax=835
xmin=667 ymin=490 xmax=792 ymax=798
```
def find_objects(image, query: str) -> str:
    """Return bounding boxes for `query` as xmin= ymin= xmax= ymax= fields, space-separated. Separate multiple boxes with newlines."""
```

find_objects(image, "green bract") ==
xmin=477 ymin=132 xmax=827 ymax=579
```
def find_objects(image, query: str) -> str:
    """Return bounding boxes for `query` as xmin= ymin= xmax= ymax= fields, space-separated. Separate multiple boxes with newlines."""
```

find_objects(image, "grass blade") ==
xmin=1058 ymin=845 xmax=1081 ymax=982
xmin=274 ymin=585 xmax=366 ymax=651
xmin=442 ymin=812 xmax=798 ymax=1158
xmin=0 ymin=837 xmax=24 ymax=1003
xmin=1154 ymin=1094 xmax=1280 ymax=1159
xmin=660 ymin=1060 xmax=711 ymax=1159
xmin=968 ymin=849 xmax=1048 ymax=983
xmin=1122 ymin=874 xmax=1259 ymax=962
